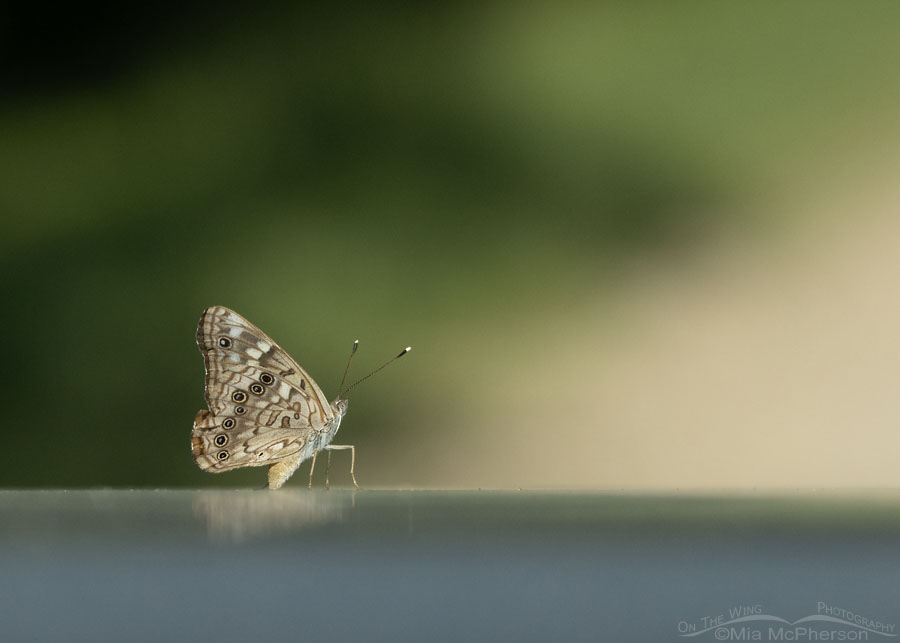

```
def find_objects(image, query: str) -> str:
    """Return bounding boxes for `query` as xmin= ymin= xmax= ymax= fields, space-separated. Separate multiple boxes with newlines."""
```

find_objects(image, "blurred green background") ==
xmin=4 ymin=2 xmax=900 ymax=488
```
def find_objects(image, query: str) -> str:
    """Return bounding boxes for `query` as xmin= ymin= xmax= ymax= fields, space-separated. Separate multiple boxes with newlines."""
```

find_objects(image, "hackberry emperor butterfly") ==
xmin=191 ymin=306 xmax=409 ymax=489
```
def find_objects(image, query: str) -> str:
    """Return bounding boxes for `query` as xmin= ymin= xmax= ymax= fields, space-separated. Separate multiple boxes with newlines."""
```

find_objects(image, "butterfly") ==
xmin=191 ymin=306 xmax=409 ymax=489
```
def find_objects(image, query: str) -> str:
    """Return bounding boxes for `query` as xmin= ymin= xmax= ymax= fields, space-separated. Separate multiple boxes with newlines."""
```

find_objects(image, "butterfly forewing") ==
xmin=192 ymin=306 xmax=334 ymax=473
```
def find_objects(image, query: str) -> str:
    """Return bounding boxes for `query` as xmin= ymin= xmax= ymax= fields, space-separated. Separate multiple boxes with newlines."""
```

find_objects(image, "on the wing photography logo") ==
xmin=677 ymin=602 xmax=895 ymax=640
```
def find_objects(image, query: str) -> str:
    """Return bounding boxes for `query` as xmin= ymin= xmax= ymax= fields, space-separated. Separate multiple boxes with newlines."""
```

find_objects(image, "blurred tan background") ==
xmin=3 ymin=3 xmax=900 ymax=488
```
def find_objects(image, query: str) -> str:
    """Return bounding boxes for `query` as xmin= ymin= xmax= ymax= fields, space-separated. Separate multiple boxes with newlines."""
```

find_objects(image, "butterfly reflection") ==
xmin=192 ymin=489 xmax=353 ymax=543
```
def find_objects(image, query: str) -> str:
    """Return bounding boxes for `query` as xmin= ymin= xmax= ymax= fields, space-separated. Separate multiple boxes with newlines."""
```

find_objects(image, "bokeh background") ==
xmin=4 ymin=2 xmax=900 ymax=488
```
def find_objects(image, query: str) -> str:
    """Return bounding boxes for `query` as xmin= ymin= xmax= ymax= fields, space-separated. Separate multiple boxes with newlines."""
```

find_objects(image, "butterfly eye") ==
xmin=218 ymin=337 xmax=232 ymax=348
xmin=234 ymin=406 xmax=246 ymax=415
xmin=250 ymin=383 xmax=265 ymax=395
xmin=222 ymin=418 xmax=235 ymax=429
xmin=217 ymin=450 xmax=229 ymax=460
xmin=260 ymin=372 xmax=274 ymax=385
xmin=232 ymin=391 xmax=247 ymax=403
xmin=214 ymin=435 xmax=228 ymax=447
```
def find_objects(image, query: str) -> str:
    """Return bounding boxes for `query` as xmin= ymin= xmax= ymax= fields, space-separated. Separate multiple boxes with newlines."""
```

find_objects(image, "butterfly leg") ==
xmin=323 ymin=445 xmax=358 ymax=488
xmin=324 ymin=451 xmax=333 ymax=490
xmin=308 ymin=449 xmax=319 ymax=488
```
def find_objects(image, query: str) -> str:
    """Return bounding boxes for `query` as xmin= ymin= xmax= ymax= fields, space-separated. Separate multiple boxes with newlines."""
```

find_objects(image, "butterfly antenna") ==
xmin=341 ymin=346 xmax=411 ymax=397
xmin=338 ymin=340 xmax=359 ymax=396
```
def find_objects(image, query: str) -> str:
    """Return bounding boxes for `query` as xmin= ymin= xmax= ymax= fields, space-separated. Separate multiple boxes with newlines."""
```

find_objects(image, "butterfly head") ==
xmin=332 ymin=398 xmax=349 ymax=418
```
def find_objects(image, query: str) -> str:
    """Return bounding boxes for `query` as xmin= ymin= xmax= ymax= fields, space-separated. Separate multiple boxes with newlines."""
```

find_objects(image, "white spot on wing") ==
xmin=257 ymin=341 xmax=271 ymax=352
xmin=229 ymin=353 xmax=240 ymax=363
xmin=279 ymin=382 xmax=291 ymax=399
xmin=246 ymin=348 xmax=262 ymax=359
xmin=229 ymin=327 xmax=242 ymax=338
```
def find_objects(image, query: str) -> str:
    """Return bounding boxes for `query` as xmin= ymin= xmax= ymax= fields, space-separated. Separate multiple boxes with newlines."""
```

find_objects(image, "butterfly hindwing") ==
xmin=191 ymin=409 xmax=313 ymax=472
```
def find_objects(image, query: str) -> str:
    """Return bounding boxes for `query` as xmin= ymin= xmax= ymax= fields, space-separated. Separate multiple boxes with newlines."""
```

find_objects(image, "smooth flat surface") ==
xmin=2 ymin=489 xmax=899 ymax=642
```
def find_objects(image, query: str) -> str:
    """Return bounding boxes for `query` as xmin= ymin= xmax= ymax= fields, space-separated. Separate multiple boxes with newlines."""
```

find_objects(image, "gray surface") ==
xmin=2 ymin=489 xmax=899 ymax=642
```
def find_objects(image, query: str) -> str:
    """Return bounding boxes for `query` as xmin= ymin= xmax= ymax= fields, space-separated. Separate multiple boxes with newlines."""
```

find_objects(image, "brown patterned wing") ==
xmin=191 ymin=306 xmax=333 ymax=472
xmin=191 ymin=409 xmax=315 ymax=472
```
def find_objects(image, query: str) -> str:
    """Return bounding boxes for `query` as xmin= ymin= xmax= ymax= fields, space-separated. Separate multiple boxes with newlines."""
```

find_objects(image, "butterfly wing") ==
xmin=192 ymin=306 xmax=334 ymax=472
